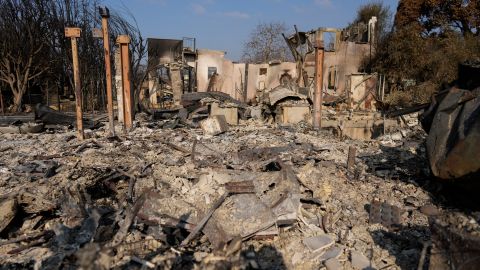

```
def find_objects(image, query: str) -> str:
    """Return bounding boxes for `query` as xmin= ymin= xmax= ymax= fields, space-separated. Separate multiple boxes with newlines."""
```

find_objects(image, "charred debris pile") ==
xmin=1 ymin=68 xmax=480 ymax=269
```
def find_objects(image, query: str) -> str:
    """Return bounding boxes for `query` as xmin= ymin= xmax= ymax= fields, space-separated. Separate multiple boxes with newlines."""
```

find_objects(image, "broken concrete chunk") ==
xmin=0 ymin=198 xmax=16 ymax=233
xmin=303 ymin=235 xmax=335 ymax=253
xmin=138 ymin=190 xmax=199 ymax=227
xmin=325 ymin=258 xmax=343 ymax=270
xmin=208 ymin=194 xmax=276 ymax=241
xmin=200 ymin=115 xmax=228 ymax=135
xmin=278 ymin=104 xmax=311 ymax=125
xmin=351 ymin=250 xmax=375 ymax=270
xmin=272 ymin=194 xmax=301 ymax=225
xmin=210 ymin=102 xmax=238 ymax=125
xmin=315 ymin=246 xmax=343 ymax=261
xmin=296 ymin=162 xmax=333 ymax=199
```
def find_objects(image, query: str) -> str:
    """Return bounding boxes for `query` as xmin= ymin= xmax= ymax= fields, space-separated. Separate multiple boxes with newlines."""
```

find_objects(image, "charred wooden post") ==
xmin=347 ymin=146 xmax=357 ymax=172
xmin=116 ymin=35 xmax=133 ymax=130
xmin=65 ymin=27 xmax=84 ymax=140
xmin=99 ymin=7 xmax=115 ymax=136
xmin=313 ymin=31 xmax=324 ymax=129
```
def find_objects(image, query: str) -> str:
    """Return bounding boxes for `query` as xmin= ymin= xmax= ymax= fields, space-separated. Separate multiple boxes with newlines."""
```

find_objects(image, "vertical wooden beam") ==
xmin=65 ymin=27 xmax=84 ymax=140
xmin=71 ymin=37 xmax=84 ymax=140
xmin=117 ymin=35 xmax=133 ymax=130
xmin=313 ymin=31 xmax=324 ymax=129
xmin=121 ymin=40 xmax=133 ymax=130
xmin=347 ymin=146 xmax=357 ymax=172
xmin=100 ymin=8 xmax=115 ymax=136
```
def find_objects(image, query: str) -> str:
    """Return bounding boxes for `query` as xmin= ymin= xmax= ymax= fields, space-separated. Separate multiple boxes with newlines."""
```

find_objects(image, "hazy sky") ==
xmin=104 ymin=0 xmax=400 ymax=61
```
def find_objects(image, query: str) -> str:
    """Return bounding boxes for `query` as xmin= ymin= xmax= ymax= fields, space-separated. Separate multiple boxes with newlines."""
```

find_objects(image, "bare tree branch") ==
xmin=242 ymin=22 xmax=293 ymax=63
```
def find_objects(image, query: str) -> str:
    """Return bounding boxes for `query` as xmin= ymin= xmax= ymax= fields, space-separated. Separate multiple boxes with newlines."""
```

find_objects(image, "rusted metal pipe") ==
xmin=313 ymin=32 xmax=324 ymax=129
xmin=117 ymin=35 xmax=133 ymax=130
xmin=100 ymin=7 xmax=115 ymax=136
xmin=65 ymin=27 xmax=84 ymax=140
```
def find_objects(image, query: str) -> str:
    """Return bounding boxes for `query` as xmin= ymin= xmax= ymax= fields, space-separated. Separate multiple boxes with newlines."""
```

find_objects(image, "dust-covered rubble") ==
xmin=0 ymin=117 xmax=479 ymax=269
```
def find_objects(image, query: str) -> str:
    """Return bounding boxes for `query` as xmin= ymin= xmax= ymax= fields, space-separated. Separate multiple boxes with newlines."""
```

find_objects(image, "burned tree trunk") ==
xmin=12 ymin=92 xmax=24 ymax=112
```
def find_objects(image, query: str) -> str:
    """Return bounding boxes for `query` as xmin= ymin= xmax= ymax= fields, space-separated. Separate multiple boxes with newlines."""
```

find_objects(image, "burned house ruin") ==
xmin=1 ymin=1 xmax=480 ymax=269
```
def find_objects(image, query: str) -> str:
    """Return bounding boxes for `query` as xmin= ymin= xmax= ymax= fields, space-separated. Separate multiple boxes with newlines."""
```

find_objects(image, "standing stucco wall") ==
xmin=323 ymin=42 xmax=371 ymax=95
xmin=246 ymin=62 xmax=297 ymax=102
xmin=195 ymin=43 xmax=370 ymax=103
xmin=196 ymin=49 xmax=227 ymax=92
xmin=149 ymin=39 xmax=371 ymax=108
xmin=220 ymin=59 xmax=234 ymax=97
xmin=246 ymin=63 xmax=268 ymax=102
xmin=232 ymin=63 xmax=246 ymax=101
xmin=196 ymin=50 xmax=248 ymax=101
xmin=196 ymin=50 xmax=299 ymax=102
